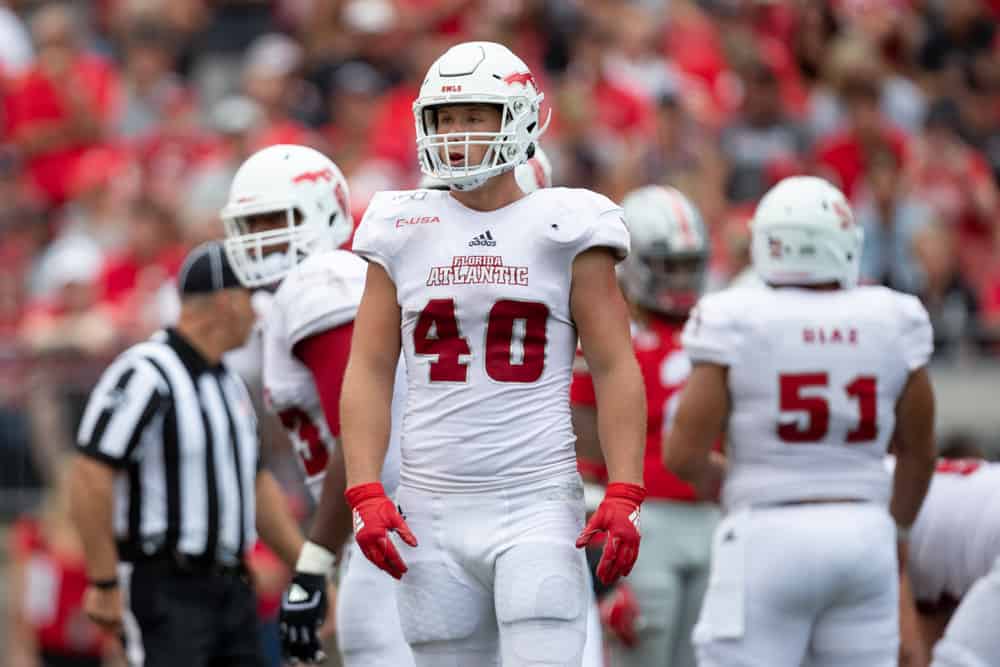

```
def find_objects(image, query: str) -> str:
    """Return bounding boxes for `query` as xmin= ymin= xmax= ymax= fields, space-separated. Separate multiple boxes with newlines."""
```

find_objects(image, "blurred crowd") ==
xmin=0 ymin=0 xmax=997 ymax=374
xmin=0 ymin=0 xmax=999 ymax=662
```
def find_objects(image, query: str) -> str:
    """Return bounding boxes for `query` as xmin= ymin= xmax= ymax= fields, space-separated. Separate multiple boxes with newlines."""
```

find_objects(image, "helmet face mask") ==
xmin=750 ymin=176 xmax=861 ymax=288
xmin=222 ymin=207 xmax=316 ymax=287
xmin=627 ymin=253 xmax=707 ymax=314
xmin=221 ymin=145 xmax=351 ymax=288
xmin=413 ymin=42 xmax=549 ymax=191
xmin=619 ymin=186 xmax=710 ymax=317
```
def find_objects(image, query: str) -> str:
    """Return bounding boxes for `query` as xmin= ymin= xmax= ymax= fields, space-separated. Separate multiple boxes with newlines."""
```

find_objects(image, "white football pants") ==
xmin=694 ymin=503 xmax=898 ymax=667
xmin=393 ymin=473 xmax=590 ymax=667
xmin=337 ymin=540 xmax=415 ymax=666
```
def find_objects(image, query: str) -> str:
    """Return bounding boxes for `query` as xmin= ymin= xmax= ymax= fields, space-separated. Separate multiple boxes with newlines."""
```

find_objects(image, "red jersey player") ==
xmin=571 ymin=185 xmax=715 ymax=667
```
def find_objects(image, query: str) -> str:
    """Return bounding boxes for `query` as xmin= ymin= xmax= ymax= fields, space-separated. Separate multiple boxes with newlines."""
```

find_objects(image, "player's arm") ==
xmin=295 ymin=323 xmax=356 ymax=558
xmin=571 ymin=247 xmax=647 ymax=585
xmin=341 ymin=263 xmax=401 ymax=487
xmin=571 ymin=248 xmax=645 ymax=485
xmin=662 ymin=363 xmax=729 ymax=497
xmin=890 ymin=367 xmax=936 ymax=566
xmin=255 ymin=469 xmax=305 ymax=568
xmin=340 ymin=262 xmax=416 ymax=579
xmin=277 ymin=324 xmax=356 ymax=664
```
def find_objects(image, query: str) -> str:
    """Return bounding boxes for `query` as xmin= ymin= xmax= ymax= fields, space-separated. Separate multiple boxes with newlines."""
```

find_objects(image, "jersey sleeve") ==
xmin=581 ymin=208 xmax=630 ymax=261
xmin=278 ymin=253 xmax=366 ymax=347
xmin=681 ymin=291 xmax=747 ymax=367
xmin=572 ymin=190 xmax=630 ymax=261
xmin=76 ymin=354 xmax=167 ymax=467
xmin=351 ymin=191 xmax=399 ymax=280
xmin=897 ymin=293 xmax=933 ymax=370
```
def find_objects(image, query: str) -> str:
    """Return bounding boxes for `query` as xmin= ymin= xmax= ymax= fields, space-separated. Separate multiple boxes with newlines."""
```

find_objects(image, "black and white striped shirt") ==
xmin=77 ymin=328 xmax=259 ymax=564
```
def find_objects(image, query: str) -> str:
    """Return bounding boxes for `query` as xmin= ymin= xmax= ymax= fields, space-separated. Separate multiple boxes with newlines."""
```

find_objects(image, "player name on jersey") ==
xmin=802 ymin=327 xmax=858 ymax=345
xmin=425 ymin=255 xmax=529 ymax=287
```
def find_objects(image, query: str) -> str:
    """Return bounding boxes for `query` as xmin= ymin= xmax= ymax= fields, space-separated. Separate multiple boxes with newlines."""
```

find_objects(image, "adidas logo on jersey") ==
xmin=469 ymin=230 xmax=497 ymax=247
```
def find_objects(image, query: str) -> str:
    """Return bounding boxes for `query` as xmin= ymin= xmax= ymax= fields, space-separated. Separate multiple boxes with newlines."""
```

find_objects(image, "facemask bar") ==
xmin=223 ymin=207 xmax=313 ymax=288
xmin=624 ymin=252 xmax=708 ymax=315
xmin=415 ymin=97 xmax=549 ymax=190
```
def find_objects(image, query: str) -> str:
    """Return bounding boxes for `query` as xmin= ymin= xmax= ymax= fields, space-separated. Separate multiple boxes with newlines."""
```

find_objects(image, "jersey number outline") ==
xmin=414 ymin=298 xmax=549 ymax=383
xmin=777 ymin=373 xmax=878 ymax=444
xmin=278 ymin=407 xmax=330 ymax=477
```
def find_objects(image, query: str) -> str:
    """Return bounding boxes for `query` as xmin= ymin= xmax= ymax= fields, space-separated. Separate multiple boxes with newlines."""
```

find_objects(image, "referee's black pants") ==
xmin=122 ymin=557 xmax=263 ymax=667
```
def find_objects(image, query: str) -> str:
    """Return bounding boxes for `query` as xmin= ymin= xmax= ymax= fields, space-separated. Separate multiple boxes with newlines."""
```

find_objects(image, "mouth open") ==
xmin=448 ymin=152 xmax=466 ymax=166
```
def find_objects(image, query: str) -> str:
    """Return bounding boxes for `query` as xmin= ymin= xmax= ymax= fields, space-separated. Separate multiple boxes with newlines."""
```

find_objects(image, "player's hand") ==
xmin=575 ymin=482 xmax=646 ymax=585
xmin=83 ymin=584 xmax=123 ymax=634
xmin=279 ymin=572 xmax=328 ymax=663
xmin=345 ymin=482 xmax=417 ymax=579
xmin=599 ymin=582 xmax=642 ymax=647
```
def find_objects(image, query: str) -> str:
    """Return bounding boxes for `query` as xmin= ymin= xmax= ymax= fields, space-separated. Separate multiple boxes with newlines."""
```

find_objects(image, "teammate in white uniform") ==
xmin=220 ymin=144 xmax=413 ymax=666
xmin=663 ymin=176 xmax=937 ymax=666
xmin=884 ymin=456 xmax=1000 ymax=666
xmin=340 ymin=42 xmax=648 ymax=667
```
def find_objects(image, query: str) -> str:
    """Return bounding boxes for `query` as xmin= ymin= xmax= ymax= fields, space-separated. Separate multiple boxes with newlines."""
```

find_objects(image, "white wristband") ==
xmin=896 ymin=523 xmax=912 ymax=542
xmin=296 ymin=541 xmax=337 ymax=575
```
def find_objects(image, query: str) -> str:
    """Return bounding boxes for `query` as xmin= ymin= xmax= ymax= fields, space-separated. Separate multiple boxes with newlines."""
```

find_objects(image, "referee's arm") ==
xmin=70 ymin=357 xmax=164 ymax=581
xmin=256 ymin=468 xmax=305 ymax=568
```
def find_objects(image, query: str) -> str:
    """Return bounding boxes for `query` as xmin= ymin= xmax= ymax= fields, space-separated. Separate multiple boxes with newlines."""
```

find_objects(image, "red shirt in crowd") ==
xmin=4 ymin=55 xmax=120 ymax=206
xmin=814 ymin=125 xmax=909 ymax=200
xmin=571 ymin=316 xmax=701 ymax=501
xmin=97 ymin=244 xmax=186 ymax=306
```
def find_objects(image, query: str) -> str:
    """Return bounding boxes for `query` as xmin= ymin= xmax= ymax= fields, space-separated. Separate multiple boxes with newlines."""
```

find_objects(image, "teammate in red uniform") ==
xmin=572 ymin=185 xmax=715 ymax=667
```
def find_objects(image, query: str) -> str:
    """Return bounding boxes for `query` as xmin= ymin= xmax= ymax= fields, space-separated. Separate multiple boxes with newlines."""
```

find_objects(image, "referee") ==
xmin=68 ymin=242 xmax=305 ymax=667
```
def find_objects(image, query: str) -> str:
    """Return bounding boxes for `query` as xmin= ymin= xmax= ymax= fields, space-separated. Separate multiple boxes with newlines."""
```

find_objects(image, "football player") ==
xmin=340 ymin=41 xmax=647 ymax=666
xmin=221 ymin=144 xmax=413 ymax=666
xmin=572 ymin=185 xmax=717 ymax=667
xmin=884 ymin=455 xmax=1000 ymax=666
xmin=664 ymin=176 xmax=937 ymax=666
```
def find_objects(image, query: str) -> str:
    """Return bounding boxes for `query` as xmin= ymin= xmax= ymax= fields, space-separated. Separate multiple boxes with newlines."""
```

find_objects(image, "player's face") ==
xmin=242 ymin=209 xmax=298 ymax=255
xmin=434 ymin=104 xmax=502 ymax=168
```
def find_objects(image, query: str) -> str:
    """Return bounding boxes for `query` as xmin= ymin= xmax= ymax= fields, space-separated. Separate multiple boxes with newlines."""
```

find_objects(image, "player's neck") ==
xmin=449 ymin=171 xmax=524 ymax=212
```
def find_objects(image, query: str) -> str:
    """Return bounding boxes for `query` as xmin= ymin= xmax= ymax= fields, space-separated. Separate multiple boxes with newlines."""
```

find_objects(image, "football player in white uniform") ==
xmin=884 ymin=456 xmax=1000 ymax=666
xmin=340 ymin=42 xmax=647 ymax=667
xmin=663 ymin=176 xmax=937 ymax=666
xmin=221 ymin=144 xmax=413 ymax=666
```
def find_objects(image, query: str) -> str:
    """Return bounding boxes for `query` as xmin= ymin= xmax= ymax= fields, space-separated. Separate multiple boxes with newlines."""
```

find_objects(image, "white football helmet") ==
xmin=413 ymin=41 xmax=551 ymax=191
xmin=751 ymin=176 xmax=862 ymax=288
xmin=221 ymin=144 xmax=352 ymax=288
xmin=619 ymin=185 xmax=709 ymax=316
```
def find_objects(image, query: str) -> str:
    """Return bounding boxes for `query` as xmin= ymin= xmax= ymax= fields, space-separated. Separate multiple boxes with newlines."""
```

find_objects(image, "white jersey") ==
xmin=263 ymin=249 xmax=403 ymax=499
xmin=353 ymin=187 xmax=629 ymax=492
xmin=885 ymin=456 xmax=1000 ymax=603
xmin=683 ymin=285 xmax=933 ymax=510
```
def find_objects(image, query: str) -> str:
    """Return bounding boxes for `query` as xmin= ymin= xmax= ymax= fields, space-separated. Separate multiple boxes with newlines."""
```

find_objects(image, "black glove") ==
xmin=279 ymin=572 xmax=328 ymax=663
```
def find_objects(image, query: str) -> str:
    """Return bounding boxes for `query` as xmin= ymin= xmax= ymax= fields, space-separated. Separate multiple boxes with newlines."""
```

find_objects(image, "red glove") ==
xmin=599 ymin=582 xmax=641 ymax=647
xmin=575 ymin=482 xmax=645 ymax=585
xmin=344 ymin=482 xmax=417 ymax=579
